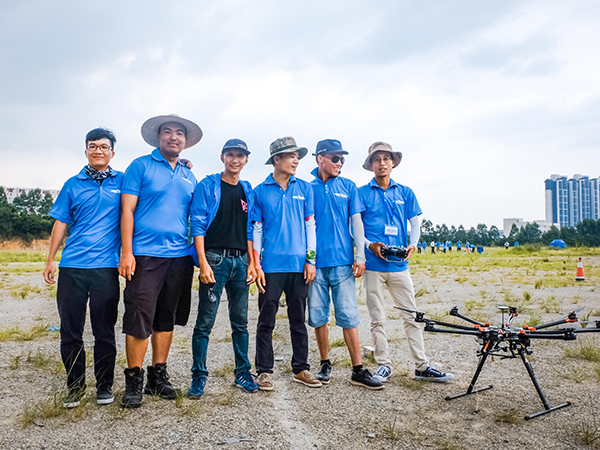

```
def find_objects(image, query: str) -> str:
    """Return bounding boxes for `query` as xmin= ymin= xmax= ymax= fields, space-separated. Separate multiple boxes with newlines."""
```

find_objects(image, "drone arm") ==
xmin=573 ymin=327 xmax=600 ymax=334
xmin=449 ymin=308 xmax=485 ymax=326
xmin=424 ymin=325 xmax=481 ymax=336
xmin=533 ymin=318 xmax=572 ymax=330
xmin=424 ymin=319 xmax=482 ymax=331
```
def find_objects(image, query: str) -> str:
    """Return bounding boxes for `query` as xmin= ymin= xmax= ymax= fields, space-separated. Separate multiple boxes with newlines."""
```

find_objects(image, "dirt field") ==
xmin=0 ymin=248 xmax=599 ymax=449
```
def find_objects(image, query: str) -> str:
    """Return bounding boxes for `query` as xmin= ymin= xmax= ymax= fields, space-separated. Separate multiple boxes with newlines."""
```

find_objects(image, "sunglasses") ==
xmin=324 ymin=155 xmax=345 ymax=164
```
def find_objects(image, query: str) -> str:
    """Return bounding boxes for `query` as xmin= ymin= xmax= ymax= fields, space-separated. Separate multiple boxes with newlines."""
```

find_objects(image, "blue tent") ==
xmin=549 ymin=239 xmax=566 ymax=249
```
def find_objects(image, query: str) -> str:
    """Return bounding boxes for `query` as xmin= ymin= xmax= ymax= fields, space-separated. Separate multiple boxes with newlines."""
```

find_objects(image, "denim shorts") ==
xmin=307 ymin=265 xmax=360 ymax=329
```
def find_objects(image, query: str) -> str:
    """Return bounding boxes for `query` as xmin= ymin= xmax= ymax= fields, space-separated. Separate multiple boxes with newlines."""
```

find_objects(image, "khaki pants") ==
xmin=364 ymin=270 xmax=429 ymax=371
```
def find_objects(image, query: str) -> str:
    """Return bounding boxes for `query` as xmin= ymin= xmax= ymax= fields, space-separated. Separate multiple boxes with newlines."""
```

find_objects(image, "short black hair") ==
xmin=86 ymin=128 xmax=116 ymax=149
xmin=158 ymin=122 xmax=187 ymax=137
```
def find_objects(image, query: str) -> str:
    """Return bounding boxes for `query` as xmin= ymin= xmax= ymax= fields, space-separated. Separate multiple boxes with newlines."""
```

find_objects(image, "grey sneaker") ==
xmin=414 ymin=366 xmax=454 ymax=382
xmin=96 ymin=386 xmax=114 ymax=405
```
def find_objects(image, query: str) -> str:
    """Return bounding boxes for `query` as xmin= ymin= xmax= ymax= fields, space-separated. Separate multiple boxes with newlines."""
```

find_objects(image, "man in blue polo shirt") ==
xmin=43 ymin=128 xmax=122 ymax=408
xmin=308 ymin=139 xmax=382 ymax=390
xmin=359 ymin=141 xmax=453 ymax=384
xmin=252 ymin=136 xmax=321 ymax=390
xmin=119 ymin=114 xmax=201 ymax=408
xmin=187 ymin=138 xmax=258 ymax=398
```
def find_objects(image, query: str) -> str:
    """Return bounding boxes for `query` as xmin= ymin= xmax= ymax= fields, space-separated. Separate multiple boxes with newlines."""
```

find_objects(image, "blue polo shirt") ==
xmin=253 ymin=174 xmax=314 ymax=273
xmin=121 ymin=148 xmax=197 ymax=258
xmin=358 ymin=178 xmax=422 ymax=273
xmin=310 ymin=168 xmax=364 ymax=269
xmin=50 ymin=167 xmax=123 ymax=269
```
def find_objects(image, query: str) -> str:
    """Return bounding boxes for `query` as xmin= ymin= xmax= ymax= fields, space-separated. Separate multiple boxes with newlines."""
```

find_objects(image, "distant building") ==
xmin=1 ymin=186 xmax=60 ymax=204
xmin=545 ymin=174 xmax=599 ymax=227
xmin=503 ymin=218 xmax=557 ymax=237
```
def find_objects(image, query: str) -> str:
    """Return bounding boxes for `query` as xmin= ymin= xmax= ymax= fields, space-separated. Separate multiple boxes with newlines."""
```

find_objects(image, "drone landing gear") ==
xmin=445 ymin=348 xmax=571 ymax=420
xmin=445 ymin=350 xmax=493 ymax=401
xmin=517 ymin=349 xmax=571 ymax=420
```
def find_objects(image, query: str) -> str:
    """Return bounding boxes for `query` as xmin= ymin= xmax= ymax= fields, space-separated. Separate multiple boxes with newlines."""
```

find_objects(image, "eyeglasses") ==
xmin=372 ymin=156 xmax=393 ymax=164
xmin=87 ymin=144 xmax=112 ymax=153
xmin=324 ymin=155 xmax=345 ymax=164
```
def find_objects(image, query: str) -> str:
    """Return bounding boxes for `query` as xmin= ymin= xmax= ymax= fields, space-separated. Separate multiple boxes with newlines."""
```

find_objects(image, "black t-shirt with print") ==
xmin=205 ymin=180 xmax=248 ymax=251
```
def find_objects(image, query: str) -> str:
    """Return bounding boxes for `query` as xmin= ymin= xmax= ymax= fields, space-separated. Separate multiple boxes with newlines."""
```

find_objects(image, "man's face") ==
xmin=158 ymin=122 xmax=186 ymax=156
xmin=221 ymin=149 xmax=248 ymax=175
xmin=274 ymin=151 xmax=300 ymax=175
xmin=370 ymin=151 xmax=394 ymax=177
xmin=317 ymin=152 xmax=344 ymax=179
xmin=85 ymin=138 xmax=114 ymax=169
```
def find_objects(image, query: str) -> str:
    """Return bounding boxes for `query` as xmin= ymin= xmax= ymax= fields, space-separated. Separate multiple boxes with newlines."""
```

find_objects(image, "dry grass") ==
xmin=0 ymin=323 xmax=49 ymax=342
xmin=494 ymin=408 xmax=523 ymax=424
xmin=381 ymin=417 xmax=401 ymax=441
xmin=213 ymin=361 xmax=236 ymax=377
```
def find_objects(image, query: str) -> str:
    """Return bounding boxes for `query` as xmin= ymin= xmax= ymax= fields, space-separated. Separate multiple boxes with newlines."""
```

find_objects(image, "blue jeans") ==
xmin=308 ymin=265 xmax=360 ymax=329
xmin=191 ymin=251 xmax=251 ymax=378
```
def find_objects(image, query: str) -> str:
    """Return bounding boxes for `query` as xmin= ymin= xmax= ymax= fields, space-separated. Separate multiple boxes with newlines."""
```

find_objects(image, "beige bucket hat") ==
xmin=362 ymin=141 xmax=402 ymax=171
xmin=141 ymin=114 xmax=203 ymax=149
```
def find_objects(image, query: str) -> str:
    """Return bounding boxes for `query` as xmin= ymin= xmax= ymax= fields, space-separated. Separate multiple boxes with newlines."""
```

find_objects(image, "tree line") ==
xmin=420 ymin=219 xmax=600 ymax=247
xmin=2 ymin=188 xmax=600 ymax=247
xmin=0 ymin=187 xmax=55 ymax=243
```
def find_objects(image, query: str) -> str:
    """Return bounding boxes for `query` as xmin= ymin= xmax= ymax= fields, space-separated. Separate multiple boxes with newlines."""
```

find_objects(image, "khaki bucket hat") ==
xmin=362 ymin=141 xmax=402 ymax=171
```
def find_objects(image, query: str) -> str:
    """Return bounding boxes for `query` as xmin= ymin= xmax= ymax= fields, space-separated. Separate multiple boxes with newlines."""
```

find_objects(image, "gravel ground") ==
xmin=0 ymin=257 xmax=599 ymax=449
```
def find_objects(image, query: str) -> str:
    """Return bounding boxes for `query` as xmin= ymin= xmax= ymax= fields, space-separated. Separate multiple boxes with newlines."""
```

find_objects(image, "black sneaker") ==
xmin=350 ymin=369 xmax=384 ymax=390
xmin=96 ymin=386 xmax=114 ymax=405
xmin=316 ymin=361 xmax=332 ymax=384
xmin=122 ymin=367 xmax=144 ymax=408
xmin=144 ymin=363 xmax=177 ymax=399
xmin=414 ymin=366 xmax=454 ymax=383
xmin=63 ymin=387 xmax=86 ymax=408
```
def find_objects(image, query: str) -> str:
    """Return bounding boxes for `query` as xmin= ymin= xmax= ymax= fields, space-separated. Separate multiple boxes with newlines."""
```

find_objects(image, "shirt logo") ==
xmin=110 ymin=189 xmax=121 ymax=194
xmin=395 ymin=200 xmax=404 ymax=205
xmin=292 ymin=195 xmax=305 ymax=200
xmin=334 ymin=193 xmax=348 ymax=199
xmin=241 ymin=199 xmax=248 ymax=212
xmin=182 ymin=177 xmax=193 ymax=185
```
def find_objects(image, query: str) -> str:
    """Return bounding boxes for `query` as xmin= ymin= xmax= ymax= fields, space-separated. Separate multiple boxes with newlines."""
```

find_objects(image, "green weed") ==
xmin=463 ymin=299 xmax=484 ymax=311
xmin=329 ymin=338 xmax=346 ymax=349
xmin=524 ymin=312 xmax=543 ymax=327
xmin=10 ymin=283 xmax=42 ymax=299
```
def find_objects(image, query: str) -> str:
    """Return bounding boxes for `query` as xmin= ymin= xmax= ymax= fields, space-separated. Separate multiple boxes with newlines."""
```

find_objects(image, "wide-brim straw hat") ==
xmin=265 ymin=136 xmax=308 ymax=165
xmin=362 ymin=141 xmax=402 ymax=171
xmin=141 ymin=114 xmax=203 ymax=149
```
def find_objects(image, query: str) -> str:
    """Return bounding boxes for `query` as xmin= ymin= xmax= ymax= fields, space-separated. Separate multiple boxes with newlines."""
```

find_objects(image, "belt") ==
xmin=209 ymin=248 xmax=247 ymax=257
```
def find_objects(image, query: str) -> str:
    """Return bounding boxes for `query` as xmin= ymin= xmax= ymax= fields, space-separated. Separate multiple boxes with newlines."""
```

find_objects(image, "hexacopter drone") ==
xmin=398 ymin=304 xmax=600 ymax=420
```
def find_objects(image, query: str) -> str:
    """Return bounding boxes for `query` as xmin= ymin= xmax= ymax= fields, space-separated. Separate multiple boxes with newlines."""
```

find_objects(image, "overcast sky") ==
xmin=1 ymin=0 xmax=599 ymax=229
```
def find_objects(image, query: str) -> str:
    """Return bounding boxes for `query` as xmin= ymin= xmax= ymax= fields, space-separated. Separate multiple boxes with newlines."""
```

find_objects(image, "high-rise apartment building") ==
xmin=545 ymin=174 xmax=600 ymax=227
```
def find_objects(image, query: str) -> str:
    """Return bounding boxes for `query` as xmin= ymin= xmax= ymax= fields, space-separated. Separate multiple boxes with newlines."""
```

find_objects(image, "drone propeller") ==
xmin=559 ymin=307 xmax=585 ymax=321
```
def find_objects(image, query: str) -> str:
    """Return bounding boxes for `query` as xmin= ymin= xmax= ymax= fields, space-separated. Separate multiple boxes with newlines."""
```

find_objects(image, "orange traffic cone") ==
xmin=575 ymin=258 xmax=585 ymax=282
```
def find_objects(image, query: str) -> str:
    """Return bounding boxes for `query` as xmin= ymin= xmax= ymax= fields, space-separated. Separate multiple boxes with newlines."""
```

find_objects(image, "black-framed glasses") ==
xmin=87 ymin=144 xmax=112 ymax=153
